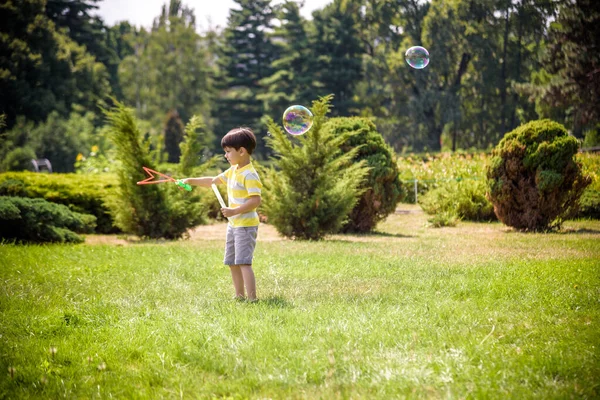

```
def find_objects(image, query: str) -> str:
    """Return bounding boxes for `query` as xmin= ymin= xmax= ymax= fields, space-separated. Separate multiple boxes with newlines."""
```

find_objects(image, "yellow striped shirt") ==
xmin=217 ymin=163 xmax=262 ymax=227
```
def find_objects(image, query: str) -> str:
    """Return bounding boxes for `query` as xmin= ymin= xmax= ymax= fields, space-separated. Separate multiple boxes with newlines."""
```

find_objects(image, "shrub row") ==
xmin=0 ymin=172 xmax=119 ymax=233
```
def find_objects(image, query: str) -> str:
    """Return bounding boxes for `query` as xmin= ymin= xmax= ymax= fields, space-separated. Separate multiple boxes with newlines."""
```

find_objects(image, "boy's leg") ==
xmin=229 ymin=265 xmax=245 ymax=298
xmin=239 ymin=265 xmax=256 ymax=301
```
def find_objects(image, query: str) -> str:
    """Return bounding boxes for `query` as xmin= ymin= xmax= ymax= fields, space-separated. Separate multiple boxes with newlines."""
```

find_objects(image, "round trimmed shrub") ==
xmin=324 ymin=117 xmax=405 ymax=233
xmin=486 ymin=119 xmax=591 ymax=231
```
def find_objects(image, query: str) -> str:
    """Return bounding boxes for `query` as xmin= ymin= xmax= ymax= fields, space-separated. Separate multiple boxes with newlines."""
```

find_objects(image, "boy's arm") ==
xmin=182 ymin=176 xmax=221 ymax=187
xmin=221 ymin=196 xmax=261 ymax=218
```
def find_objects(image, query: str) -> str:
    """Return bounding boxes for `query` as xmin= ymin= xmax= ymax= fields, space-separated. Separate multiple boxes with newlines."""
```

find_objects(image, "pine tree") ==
xmin=179 ymin=115 xmax=218 ymax=176
xmin=312 ymin=0 xmax=364 ymax=115
xmin=261 ymin=95 xmax=370 ymax=240
xmin=258 ymin=1 xmax=318 ymax=117
xmin=164 ymin=110 xmax=185 ymax=163
xmin=104 ymin=100 xmax=205 ymax=239
xmin=215 ymin=0 xmax=278 ymax=157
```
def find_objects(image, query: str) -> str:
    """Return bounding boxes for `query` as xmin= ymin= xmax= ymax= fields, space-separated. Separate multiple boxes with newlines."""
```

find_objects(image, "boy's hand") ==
xmin=221 ymin=207 xmax=237 ymax=218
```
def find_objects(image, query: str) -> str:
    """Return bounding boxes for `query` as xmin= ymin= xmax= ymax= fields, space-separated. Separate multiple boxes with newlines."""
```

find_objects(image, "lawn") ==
xmin=1 ymin=206 xmax=599 ymax=399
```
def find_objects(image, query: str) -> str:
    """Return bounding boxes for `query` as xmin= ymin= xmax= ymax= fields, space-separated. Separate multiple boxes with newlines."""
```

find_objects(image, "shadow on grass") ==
xmin=557 ymin=228 xmax=600 ymax=235
xmin=256 ymin=296 xmax=293 ymax=308
xmin=328 ymin=231 xmax=415 ymax=241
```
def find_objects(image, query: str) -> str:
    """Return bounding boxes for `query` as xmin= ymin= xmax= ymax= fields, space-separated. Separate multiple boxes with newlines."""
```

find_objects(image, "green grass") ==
xmin=1 ymin=210 xmax=599 ymax=399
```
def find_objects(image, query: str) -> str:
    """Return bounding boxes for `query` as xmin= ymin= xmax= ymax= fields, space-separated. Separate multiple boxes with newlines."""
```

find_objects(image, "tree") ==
xmin=179 ymin=115 xmax=217 ymax=176
xmin=164 ymin=110 xmax=185 ymax=163
xmin=118 ymin=1 xmax=213 ymax=127
xmin=215 ymin=0 xmax=279 ymax=158
xmin=104 ymin=100 xmax=206 ymax=239
xmin=0 ymin=0 xmax=110 ymax=127
xmin=258 ymin=1 xmax=319 ymax=118
xmin=312 ymin=0 xmax=364 ymax=115
xmin=260 ymin=95 xmax=370 ymax=240
xmin=45 ymin=0 xmax=122 ymax=99
xmin=528 ymin=0 xmax=600 ymax=136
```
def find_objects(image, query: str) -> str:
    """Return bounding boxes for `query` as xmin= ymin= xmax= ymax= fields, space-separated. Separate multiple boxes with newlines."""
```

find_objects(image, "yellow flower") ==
xmin=76 ymin=153 xmax=84 ymax=161
xmin=91 ymin=145 xmax=99 ymax=153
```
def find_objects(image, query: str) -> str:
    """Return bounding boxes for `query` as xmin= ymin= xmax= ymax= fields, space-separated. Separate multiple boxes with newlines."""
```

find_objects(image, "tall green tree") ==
xmin=526 ymin=0 xmax=599 ymax=136
xmin=45 ymin=0 xmax=122 ymax=98
xmin=216 ymin=0 xmax=278 ymax=157
xmin=163 ymin=110 xmax=185 ymax=163
xmin=0 ymin=0 xmax=110 ymax=127
xmin=258 ymin=1 xmax=319 ymax=118
xmin=118 ymin=1 xmax=213 ymax=127
xmin=312 ymin=0 xmax=364 ymax=115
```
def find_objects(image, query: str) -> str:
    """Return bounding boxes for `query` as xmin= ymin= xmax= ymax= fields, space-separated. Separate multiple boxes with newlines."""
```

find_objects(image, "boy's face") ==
xmin=223 ymin=146 xmax=245 ymax=165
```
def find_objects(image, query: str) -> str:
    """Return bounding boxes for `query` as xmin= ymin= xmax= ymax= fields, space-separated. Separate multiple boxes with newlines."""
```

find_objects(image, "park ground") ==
xmin=1 ymin=205 xmax=599 ymax=399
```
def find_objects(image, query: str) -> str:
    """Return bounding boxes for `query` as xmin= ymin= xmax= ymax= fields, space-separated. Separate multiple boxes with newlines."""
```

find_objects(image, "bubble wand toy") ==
xmin=136 ymin=166 xmax=192 ymax=191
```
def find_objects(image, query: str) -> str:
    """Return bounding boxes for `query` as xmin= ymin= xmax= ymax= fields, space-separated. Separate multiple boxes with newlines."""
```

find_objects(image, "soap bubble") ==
xmin=283 ymin=105 xmax=313 ymax=135
xmin=405 ymin=46 xmax=430 ymax=69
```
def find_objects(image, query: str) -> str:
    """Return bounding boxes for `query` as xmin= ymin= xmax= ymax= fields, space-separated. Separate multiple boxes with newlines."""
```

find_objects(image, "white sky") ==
xmin=93 ymin=0 xmax=332 ymax=32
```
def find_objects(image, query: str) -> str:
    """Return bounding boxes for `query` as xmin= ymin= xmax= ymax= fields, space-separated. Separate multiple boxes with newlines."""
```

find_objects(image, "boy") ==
xmin=182 ymin=127 xmax=262 ymax=302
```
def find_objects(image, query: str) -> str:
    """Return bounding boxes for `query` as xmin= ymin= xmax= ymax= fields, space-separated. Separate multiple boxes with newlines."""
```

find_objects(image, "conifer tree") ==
xmin=179 ymin=115 xmax=218 ymax=176
xmin=312 ymin=0 xmax=364 ymax=115
xmin=164 ymin=110 xmax=185 ymax=163
xmin=104 ymin=100 xmax=205 ymax=239
xmin=261 ymin=95 xmax=370 ymax=240
xmin=259 ymin=1 xmax=318 ymax=117
xmin=216 ymin=0 xmax=278 ymax=157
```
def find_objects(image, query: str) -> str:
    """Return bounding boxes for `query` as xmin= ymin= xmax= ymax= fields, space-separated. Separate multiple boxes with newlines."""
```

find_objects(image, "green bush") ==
xmin=324 ymin=117 xmax=404 ymax=233
xmin=0 ymin=196 xmax=96 ymax=243
xmin=582 ymin=125 xmax=600 ymax=148
xmin=1 ymin=147 xmax=36 ymax=172
xmin=487 ymin=119 xmax=591 ymax=231
xmin=0 ymin=172 xmax=119 ymax=233
xmin=575 ymin=152 xmax=600 ymax=219
xmin=397 ymin=152 xmax=489 ymax=203
xmin=420 ymin=178 xmax=496 ymax=222
xmin=104 ymin=102 xmax=207 ymax=239
xmin=261 ymin=95 xmax=370 ymax=240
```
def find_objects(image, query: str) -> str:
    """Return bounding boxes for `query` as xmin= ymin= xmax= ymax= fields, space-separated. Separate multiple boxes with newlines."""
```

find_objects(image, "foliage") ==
xmin=0 ymin=196 xmax=95 ymax=243
xmin=397 ymin=152 xmax=489 ymax=203
xmin=582 ymin=125 xmax=600 ymax=149
xmin=575 ymin=152 xmax=600 ymax=219
xmin=258 ymin=1 xmax=318 ymax=120
xmin=426 ymin=210 xmax=460 ymax=228
xmin=29 ymin=111 xmax=100 ymax=172
xmin=487 ymin=119 xmax=592 ymax=231
xmin=118 ymin=2 xmax=213 ymax=128
xmin=179 ymin=115 xmax=217 ymax=176
xmin=74 ymin=145 xmax=115 ymax=174
xmin=0 ymin=0 xmax=110 ymax=127
xmin=0 ymin=172 xmax=119 ymax=233
xmin=104 ymin=100 xmax=207 ymax=239
xmin=260 ymin=95 xmax=370 ymax=240
xmin=526 ymin=0 xmax=600 ymax=135
xmin=164 ymin=110 xmax=185 ymax=163
xmin=419 ymin=178 xmax=496 ymax=223
xmin=324 ymin=117 xmax=404 ymax=233
xmin=1 ymin=147 xmax=36 ymax=172
xmin=311 ymin=0 xmax=363 ymax=115
xmin=215 ymin=0 xmax=279 ymax=158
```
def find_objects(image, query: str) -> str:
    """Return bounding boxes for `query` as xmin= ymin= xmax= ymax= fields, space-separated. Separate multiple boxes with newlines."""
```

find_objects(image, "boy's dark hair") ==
xmin=221 ymin=127 xmax=256 ymax=154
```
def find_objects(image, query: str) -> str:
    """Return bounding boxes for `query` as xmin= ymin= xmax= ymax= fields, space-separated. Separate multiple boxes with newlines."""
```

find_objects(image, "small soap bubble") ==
xmin=283 ymin=105 xmax=313 ymax=135
xmin=405 ymin=46 xmax=430 ymax=69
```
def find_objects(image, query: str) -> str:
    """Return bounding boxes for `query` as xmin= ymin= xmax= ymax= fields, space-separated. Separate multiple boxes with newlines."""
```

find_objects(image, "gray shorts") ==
xmin=224 ymin=225 xmax=258 ymax=266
